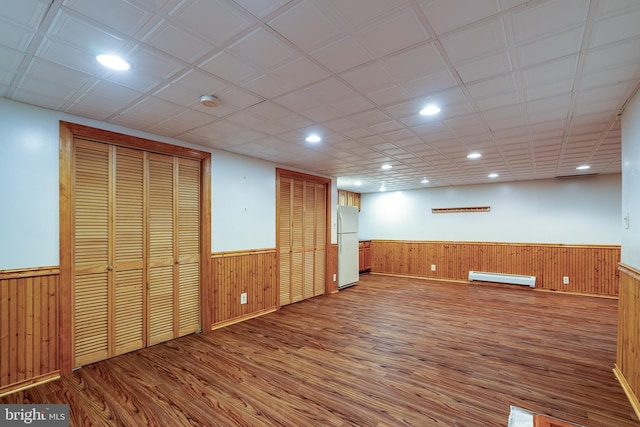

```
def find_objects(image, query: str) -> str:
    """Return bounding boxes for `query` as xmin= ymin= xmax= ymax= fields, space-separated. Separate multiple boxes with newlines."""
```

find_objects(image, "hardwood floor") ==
xmin=2 ymin=274 xmax=638 ymax=426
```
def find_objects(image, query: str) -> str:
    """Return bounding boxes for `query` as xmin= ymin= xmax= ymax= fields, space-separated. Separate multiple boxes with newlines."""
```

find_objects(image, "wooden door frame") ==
xmin=59 ymin=122 xmax=211 ymax=374
xmin=275 ymin=168 xmax=332 ymax=307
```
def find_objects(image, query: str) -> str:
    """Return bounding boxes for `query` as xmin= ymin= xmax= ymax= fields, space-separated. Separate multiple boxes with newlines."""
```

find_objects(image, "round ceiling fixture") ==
xmin=200 ymin=95 xmax=219 ymax=107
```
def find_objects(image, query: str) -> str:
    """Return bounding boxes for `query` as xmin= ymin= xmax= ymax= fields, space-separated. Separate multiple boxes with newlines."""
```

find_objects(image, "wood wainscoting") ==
xmin=210 ymin=249 xmax=278 ymax=329
xmin=371 ymin=240 xmax=621 ymax=296
xmin=0 ymin=267 xmax=60 ymax=396
xmin=615 ymin=264 xmax=640 ymax=419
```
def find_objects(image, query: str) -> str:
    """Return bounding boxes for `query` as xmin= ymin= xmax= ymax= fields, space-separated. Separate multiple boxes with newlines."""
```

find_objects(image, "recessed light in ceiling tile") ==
xmin=96 ymin=54 xmax=130 ymax=71
xmin=488 ymin=173 xmax=499 ymax=178
xmin=467 ymin=152 xmax=482 ymax=159
xmin=379 ymin=183 xmax=386 ymax=192
xmin=381 ymin=164 xmax=392 ymax=170
xmin=419 ymin=104 xmax=440 ymax=116
xmin=576 ymin=164 xmax=590 ymax=170
xmin=354 ymin=180 xmax=362 ymax=186
xmin=421 ymin=177 xmax=429 ymax=184
xmin=305 ymin=134 xmax=321 ymax=143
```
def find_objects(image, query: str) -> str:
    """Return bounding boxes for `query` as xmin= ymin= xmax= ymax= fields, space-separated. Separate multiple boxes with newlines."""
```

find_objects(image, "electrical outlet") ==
xmin=431 ymin=264 xmax=436 ymax=271
xmin=563 ymin=276 xmax=569 ymax=285
xmin=240 ymin=293 xmax=247 ymax=304
xmin=332 ymin=273 xmax=336 ymax=281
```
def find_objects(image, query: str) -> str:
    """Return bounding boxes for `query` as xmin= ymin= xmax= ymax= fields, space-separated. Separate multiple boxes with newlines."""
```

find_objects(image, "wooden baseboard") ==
xmin=0 ymin=371 xmax=60 ymax=397
xmin=613 ymin=364 xmax=640 ymax=420
xmin=210 ymin=308 xmax=277 ymax=331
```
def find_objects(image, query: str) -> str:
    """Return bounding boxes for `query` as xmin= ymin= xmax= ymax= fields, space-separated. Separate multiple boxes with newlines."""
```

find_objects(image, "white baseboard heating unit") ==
xmin=468 ymin=271 xmax=536 ymax=288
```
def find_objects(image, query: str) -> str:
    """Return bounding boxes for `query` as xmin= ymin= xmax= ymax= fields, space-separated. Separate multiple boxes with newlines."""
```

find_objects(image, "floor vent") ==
xmin=468 ymin=271 xmax=536 ymax=288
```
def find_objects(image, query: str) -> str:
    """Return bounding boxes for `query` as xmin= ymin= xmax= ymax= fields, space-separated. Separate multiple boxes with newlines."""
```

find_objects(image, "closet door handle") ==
xmin=107 ymin=265 xmax=113 ymax=271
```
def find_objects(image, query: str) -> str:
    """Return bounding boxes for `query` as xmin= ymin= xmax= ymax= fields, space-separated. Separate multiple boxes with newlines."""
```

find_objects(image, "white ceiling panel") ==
xmin=1 ymin=0 xmax=638 ymax=193
xmin=64 ymin=0 xmax=153 ymax=36
xmin=169 ymin=0 xmax=255 ymax=46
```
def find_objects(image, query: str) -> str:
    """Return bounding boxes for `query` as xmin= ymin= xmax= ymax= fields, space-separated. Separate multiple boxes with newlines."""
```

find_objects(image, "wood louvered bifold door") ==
xmin=148 ymin=155 xmax=201 ymax=345
xmin=74 ymin=142 xmax=145 ymax=366
xmin=148 ymin=153 xmax=176 ymax=346
xmin=176 ymin=158 xmax=200 ymax=337
xmin=74 ymin=140 xmax=110 ymax=366
xmin=279 ymin=175 xmax=327 ymax=306
xmin=73 ymin=141 xmax=200 ymax=367
xmin=114 ymin=147 xmax=144 ymax=356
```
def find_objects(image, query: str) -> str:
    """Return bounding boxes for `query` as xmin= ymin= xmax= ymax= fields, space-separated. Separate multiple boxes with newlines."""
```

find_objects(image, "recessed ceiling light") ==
xmin=467 ymin=152 xmax=482 ymax=159
xmin=381 ymin=164 xmax=392 ymax=170
xmin=379 ymin=185 xmax=386 ymax=192
xmin=96 ymin=54 xmax=130 ymax=71
xmin=576 ymin=165 xmax=590 ymax=170
xmin=421 ymin=178 xmax=429 ymax=184
xmin=354 ymin=180 xmax=362 ymax=186
xmin=488 ymin=173 xmax=499 ymax=178
xmin=305 ymin=134 xmax=321 ymax=143
xmin=419 ymin=105 xmax=440 ymax=116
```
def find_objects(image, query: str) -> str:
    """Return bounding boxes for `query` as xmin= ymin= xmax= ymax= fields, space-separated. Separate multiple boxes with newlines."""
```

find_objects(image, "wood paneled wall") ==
xmin=0 ymin=268 xmax=59 ymax=396
xmin=615 ymin=264 xmax=640 ymax=419
xmin=371 ymin=240 xmax=620 ymax=296
xmin=210 ymin=249 xmax=278 ymax=329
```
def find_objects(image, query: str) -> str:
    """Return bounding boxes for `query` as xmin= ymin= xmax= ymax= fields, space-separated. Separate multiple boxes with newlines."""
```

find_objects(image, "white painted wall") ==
xmin=360 ymin=174 xmax=621 ymax=245
xmin=622 ymin=91 xmax=640 ymax=269
xmin=0 ymin=98 xmax=296 ymax=269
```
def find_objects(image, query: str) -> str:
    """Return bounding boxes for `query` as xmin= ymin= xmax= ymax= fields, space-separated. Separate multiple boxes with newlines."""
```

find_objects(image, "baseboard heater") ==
xmin=468 ymin=271 xmax=536 ymax=288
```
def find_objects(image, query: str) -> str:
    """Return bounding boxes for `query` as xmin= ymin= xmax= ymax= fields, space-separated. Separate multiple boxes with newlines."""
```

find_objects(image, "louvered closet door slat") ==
xmin=148 ymin=154 xmax=175 ymax=345
xmin=279 ymin=178 xmax=292 ymax=305
xmin=303 ymin=182 xmax=315 ymax=299
xmin=177 ymin=158 xmax=200 ymax=336
xmin=74 ymin=139 xmax=109 ymax=366
xmin=314 ymin=183 xmax=326 ymax=296
xmin=114 ymin=147 xmax=144 ymax=355
xmin=290 ymin=179 xmax=304 ymax=302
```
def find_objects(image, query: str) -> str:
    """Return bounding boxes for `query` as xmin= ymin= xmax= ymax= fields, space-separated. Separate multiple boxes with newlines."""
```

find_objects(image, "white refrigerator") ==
xmin=337 ymin=205 xmax=359 ymax=289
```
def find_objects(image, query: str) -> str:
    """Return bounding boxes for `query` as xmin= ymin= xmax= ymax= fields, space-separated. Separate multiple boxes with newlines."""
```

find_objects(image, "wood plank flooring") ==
xmin=2 ymin=274 xmax=638 ymax=426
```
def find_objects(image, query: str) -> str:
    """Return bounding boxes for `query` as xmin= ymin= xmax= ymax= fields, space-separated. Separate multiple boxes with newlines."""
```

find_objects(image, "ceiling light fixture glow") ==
xmin=381 ymin=164 xmax=392 ymax=170
xmin=576 ymin=165 xmax=590 ymax=170
xmin=305 ymin=134 xmax=321 ymax=143
xmin=467 ymin=152 xmax=482 ymax=159
xmin=419 ymin=105 xmax=440 ymax=116
xmin=96 ymin=54 xmax=130 ymax=70
xmin=354 ymin=180 xmax=362 ymax=186
xmin=488 ymin=173 xmax=499 ymax=178
xmin=379 ymin=185 xmax=386 ymax=192
xmin=421 ymin=178 xmax=429 ymax=184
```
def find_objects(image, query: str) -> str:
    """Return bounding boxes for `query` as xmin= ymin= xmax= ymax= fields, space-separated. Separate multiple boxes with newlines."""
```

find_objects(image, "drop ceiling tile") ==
xmin=64 ymin=0 xmax=152 ymax=36
xmin=356 ymin=7 xmax=429 ymax=58
xmin=455 ymin=49 xmax=512 ymax=83
xmin=12 ymin=88 xmax=68 ymax=110
xmin=198 ymin=50 xmax=259 ymax=84
xmin=48 ymin=9 xmax=128 ymax=54
xmin=0 ymin=0 xmax=49 ymax=30
xmin=517 ymin=27 xmax=583 ymax=68
xmin=231 ymin=0 xmax=291 ymax=19
xmin=142 ymin=19 xmax=212 ymax=63
xmin=367 ymin=85 xmax=413 ymax=108
xmin=21 ymin=58 xmax=91 ymax=94
xmin=121 ymin=96 xmax=187 ymax=122
xmin=124 ymin=45 xmax=185 ymax=80
xmin=512 ymin=0 xmax=588 ymax=44
xmin=522 ymin=55 xmax=578 ymax=90
xmin=524 ymin=94 xmax=571 ymax=123
xmin=340 ymin=62 xmax=395 ymax=94
xmin=590 ymin=6 xmax=640 ymax=48
xmin=268 ymin=1 xmax=342 ymax=52
xmin=227 ymin=27 xmax=296 ymax=71
xmin=309 ymin=35 xmax=373 ymax=73
xmin=153 ymin=108 xmax=216 ymax=134
xmin=73 ymin=80 xmax=142 ymax=112
xmin=34 ymin=38 xmax=103 ymax=75
xmin=381 ymin=42 xmax=445 ymax=81
xmin=269 ymin=56 xmax=330 ymax=92
xmin=441 ymin=18 xmax=507 ymax=63
xmin=169 ymin=0 xmax=255 ymax=46
xmin=0 ymin=19 xmax=36 ymax=51
xmin=327 ymin=0 xmax=406 ymax=29
xmin=418 ymin=0 xmax=500 ymax=35
xmin=0 ymin=46 xmax=25 ymax=76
